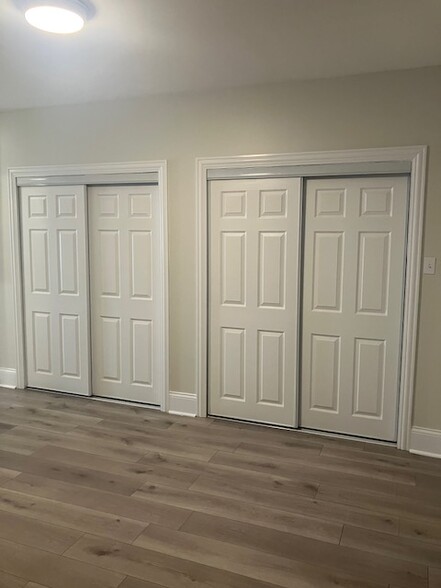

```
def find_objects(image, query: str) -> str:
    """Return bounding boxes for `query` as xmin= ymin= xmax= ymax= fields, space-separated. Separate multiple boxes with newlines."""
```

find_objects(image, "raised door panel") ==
xmin=312 ymin=232 xmax=343 ymax=312
xmin=100 ymin=317 xmax=121 ymax=382
xmin=59 ymin=314 xmax=81 ymax=378
xmin=131 ymin=319 xmax=152 ymax=386
xmin=130 ymin=231 xmax=152 ymax=299
xmin=56 ymin=194 xmax=77 ymax=218
xmin=257 ymin=330 xmax=284 ymax=405
xmin=221 ymin=328 xmax=245 ymax=400
xmin=29 ymin=230 xmax=50 ymax=293
xmin=32 ymin=312 xmax=52 ymax=374
xmin=309 ymin=334 xmax=340 ymax=413
xmin=315 ymin=189 xmax=346 ymax=217
xmin=99 ymin=231 xmax=121 ymax=297
xmin=258 ymin=232 xmax=286 ymax=308
xmin=259 ymin=189 xmax=287 ymax=217
xmin=57 ymin=230 xmax=79 ymax=295
xmin=356 ymin=232 xmax=390 ymax=315
xmin=221 ymin=232 xmax=246 ymax=306
xmin=129 ymin=192 xmax=152 ymax=218
xmin=353 ymin=338 xmax=385 ymax=418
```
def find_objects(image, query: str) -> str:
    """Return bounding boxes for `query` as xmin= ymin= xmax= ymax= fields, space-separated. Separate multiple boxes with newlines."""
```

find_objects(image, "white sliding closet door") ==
xmin=209 ymin=178 xmax=301 ymax=426
xmin=301 ymin=176 xmax=408 ymax=441
xmin=20 ymin=186 xmax=90 ymax=395
xmin=89 ymin=185 xmax=160 ymax=404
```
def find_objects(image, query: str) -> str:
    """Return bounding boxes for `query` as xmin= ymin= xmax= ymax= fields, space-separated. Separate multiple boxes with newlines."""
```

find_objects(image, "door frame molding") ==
xmin=196 ymin=146 xmax=427 ymax=450
xmin=9 ymin=160 xmax=170 ymax=411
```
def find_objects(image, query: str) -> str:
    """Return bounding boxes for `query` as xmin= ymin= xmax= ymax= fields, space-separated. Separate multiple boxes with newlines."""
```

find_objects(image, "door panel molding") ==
xmin=9 ymin=160 xmax=169 ymax=411
xmin=197 ymin=146 xmax=427 ymax=450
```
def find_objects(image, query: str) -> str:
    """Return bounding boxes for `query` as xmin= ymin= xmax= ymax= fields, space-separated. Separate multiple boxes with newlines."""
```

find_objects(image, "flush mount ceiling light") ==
xmin=19 ymin=0 xmax=95 ymax=34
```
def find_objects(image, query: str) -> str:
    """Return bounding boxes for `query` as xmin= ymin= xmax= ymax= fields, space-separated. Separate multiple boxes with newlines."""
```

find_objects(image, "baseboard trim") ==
xmin=409 ymin=426 xmax=441 ymax=459
xmin=0 ymin=368 xmax=17 ymax=389
xmin=168 ymin=391 xmax=197 ymax=417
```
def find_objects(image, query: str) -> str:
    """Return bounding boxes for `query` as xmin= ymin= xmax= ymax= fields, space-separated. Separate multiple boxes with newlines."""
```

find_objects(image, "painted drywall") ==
xmin=1 ymin=66 xmax=440 ymax=429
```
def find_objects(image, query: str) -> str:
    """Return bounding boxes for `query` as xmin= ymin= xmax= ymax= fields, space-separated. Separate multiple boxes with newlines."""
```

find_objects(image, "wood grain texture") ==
xmin=429 ymin=568 xmax=441 ymax=588
xmin=0 ymin=570 xmax=28 ymax=588
xmin=0 ymin=387 xmax=440 ymax=588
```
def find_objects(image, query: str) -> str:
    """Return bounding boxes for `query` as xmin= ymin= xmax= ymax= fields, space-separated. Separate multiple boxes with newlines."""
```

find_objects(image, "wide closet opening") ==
xmin=207 ymin=170 xmax=410 ymax=443
xmin=18 ymin=168 xmax=167 ymax=408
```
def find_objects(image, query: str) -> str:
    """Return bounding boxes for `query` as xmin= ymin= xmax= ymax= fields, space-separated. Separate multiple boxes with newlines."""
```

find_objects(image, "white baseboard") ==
xmin=409 ymin=426 xmax=441 ymax=459
xmin=168 ymin=391 xmax=197 ymax=417
xmin=0 ymin=368 xmax=17 ymax=389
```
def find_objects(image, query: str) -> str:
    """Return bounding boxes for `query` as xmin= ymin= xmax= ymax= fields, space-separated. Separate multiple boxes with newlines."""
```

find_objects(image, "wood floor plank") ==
xmin=0 ymin=423 xmax=14 ymax=433
xmin=0 ymin=414 xmax=80 ymax=433
xmin=33 ymin=400 xmax=175 ymax=430
xmin=65 ymin=534 xmax=284 ymax=588
xmin=429 ymin=567 xmax=441 ymax=588
xmin=0 ymin=465 xmax=20 ymax=478
xmin=321 ymin=445 xmax=441 ymax=477
xmin=0 ymin=485 xmax=148 ymax=543
xmin=67 ymin=532 xmax=387 ymax=588
xmin=399 ymin=518 xmax=441 ymax=547
xmin=180 ymin=512 xmax=427 ymax=588
xmin=0 ymin=570 xmax=28 ymax=588
xmin=235 ymin=440 xmax=323 ymax=460
xmin=340 ymin=525 xmax=441 ymax=566
xmin=167 ymin=419 xmax=324 ymax=451
xmin=31 ymin=445 xmax=199 ymax=489
xmin=0 ymin=432 xmax=47 ymax=455
xmin=0 ymin=508 xmax=82 ymax=554
xmin=30 ymin=394 xmax=214 ymax=428
xmin=1 ymin=405 xmax=103 ymax=427
xmin=118 ymin=579 xmax=169 ymax=588
xmin=231 ymin=444 xmax=416 ymax=484
xmin=3 ymin=473 xmax=191 ymax=529
xmin=5 ymin=425 xmax=148 ymax=461
xmin=0 ymin=536 xmax=124 ymax=588
xmin=189 ymin=472 xmax=398 ymax=534
xmin=140 ymin=451 xmax=320 ymax=498
xmin=92 ymin=419 xmax=242 ymax=451
xmin=317 ymin=484 xmax=441 ymax=523
xmin=133 ymin=481 xmax=343 ymax=542
xmin=67 ymin=425 xmax=217 ymax=462
xmin=210 ymin=450 xmax=401 ymax=495
xmin=209 ymin=419 xmax=392 ymax=453
xmin=0 ymin=449 xmax=146 ymax=495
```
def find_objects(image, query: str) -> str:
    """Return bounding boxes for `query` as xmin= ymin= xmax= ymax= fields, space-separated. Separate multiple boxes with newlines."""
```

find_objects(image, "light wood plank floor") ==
xmin=0 ymin=387 xmax=440 ymax=588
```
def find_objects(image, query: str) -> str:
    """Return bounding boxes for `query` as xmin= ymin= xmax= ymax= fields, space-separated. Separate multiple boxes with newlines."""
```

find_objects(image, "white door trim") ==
xmin=9 ymin=160 xmax=169 ymax=412
xmin=196 ymin=146 xmax=427 ymax=450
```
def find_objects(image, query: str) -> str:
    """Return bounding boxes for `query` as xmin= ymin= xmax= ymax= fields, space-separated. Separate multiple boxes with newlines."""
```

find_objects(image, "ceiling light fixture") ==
xmin=20 ymin=0 xmax=94 ymax=34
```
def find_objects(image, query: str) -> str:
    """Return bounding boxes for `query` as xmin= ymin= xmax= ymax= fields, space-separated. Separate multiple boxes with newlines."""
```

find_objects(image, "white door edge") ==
xmin=196 ymin=146 xmax=427 ymax=450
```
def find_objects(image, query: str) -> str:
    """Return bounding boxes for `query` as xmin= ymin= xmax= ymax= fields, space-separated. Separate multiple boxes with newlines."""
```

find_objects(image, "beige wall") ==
xmin=1 ymin=66 xmax=440 ymax=429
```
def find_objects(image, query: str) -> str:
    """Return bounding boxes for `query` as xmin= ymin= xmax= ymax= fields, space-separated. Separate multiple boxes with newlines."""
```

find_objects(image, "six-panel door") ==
xmin=209 ymin=178 xmax=301 ymax=426
xmin=301 ymin=177 xmax=408 ymax=441
xmin=20 ymin=186 xmax=90 ymax=395
xmin=88 ymin=185 xmax=160 ymax=404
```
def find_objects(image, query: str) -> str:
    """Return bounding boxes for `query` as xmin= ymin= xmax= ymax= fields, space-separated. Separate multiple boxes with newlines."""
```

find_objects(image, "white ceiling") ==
xmin=1 ymin=0 xmax=441 ymax=111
